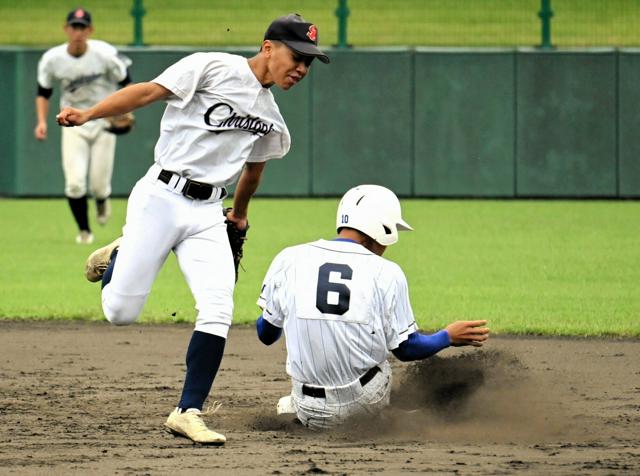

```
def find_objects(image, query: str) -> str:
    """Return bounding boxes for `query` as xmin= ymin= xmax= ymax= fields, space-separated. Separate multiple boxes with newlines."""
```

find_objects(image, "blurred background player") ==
xmin=35 ymin=7 xmax=132 ymax=244
xmin=256 ymin=184 xmax=490 ymax=430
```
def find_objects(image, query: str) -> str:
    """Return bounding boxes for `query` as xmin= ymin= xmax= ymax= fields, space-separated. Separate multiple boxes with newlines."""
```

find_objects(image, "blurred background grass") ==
xmin=1 ymin=198 xmax=638 ymax=337
xmin=0 ymin=0 xmax=638 ymax=47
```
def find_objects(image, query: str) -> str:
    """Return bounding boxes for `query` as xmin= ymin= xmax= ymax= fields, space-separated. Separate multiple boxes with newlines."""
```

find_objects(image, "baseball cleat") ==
xmin=164 ymin=408 xmax=226 ymax=445
xmin=76 ymin=230 xmax=94 ymax=245
xmin=85 ymin=237 xmax=121 ymax=282
xmin=96 ymin=199 xmax=111 ymax=226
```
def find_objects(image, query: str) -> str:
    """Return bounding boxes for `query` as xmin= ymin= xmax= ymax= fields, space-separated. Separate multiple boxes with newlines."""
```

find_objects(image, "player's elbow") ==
xmin=391 ymin=347 xmax=413 ymax=362
xmin=258 ymin=332 xmax=277 ymax=346
xmin=256 ymin=315 xmax=282 ymax=345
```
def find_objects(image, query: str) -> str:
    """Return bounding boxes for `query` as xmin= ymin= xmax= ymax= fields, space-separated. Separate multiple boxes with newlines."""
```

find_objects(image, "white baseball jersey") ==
xmin=257 ymin=239 xmax=418 ymax=387
xmin=37 ymin=39 xmax=129 ymax=111
xmin=152 ymin=52 xmax=291 ymax=186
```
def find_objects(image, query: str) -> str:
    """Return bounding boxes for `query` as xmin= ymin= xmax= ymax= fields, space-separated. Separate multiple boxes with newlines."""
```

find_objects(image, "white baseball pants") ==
xmin=288 ymin=361 xmax=392 ymax=430
xmin=101 ymin=165 xmax=235 ymax=338
xmin=62 ymin=122 xmax=115 ymax=199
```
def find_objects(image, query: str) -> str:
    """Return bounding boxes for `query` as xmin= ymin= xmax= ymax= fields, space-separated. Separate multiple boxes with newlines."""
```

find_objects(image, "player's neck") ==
xmin=247 ymin=56 xmax=273 ymax=88
xmin=337 ymin=229 xmax=386 ymax=256
xmin=67 ymin=42 xmax=88 ymax=57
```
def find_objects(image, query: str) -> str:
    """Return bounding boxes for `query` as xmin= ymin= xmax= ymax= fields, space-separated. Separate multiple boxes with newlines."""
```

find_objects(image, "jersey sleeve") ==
xmin=92 ymin=41 xmax=130 ymax=84
xmin=256 ymin=249 xmax=292 ymax=328
xmin=152 ymin=53 xmax=226 ymax=109
xmin=37 ymin=50 xmax=55 ymax=89
xmin=107 ymin=52 xmax=131 ymax=84
xmin=247 ymin=125 xmax=291 ymax=162
xmin=381 ymin=263 xmax=418 ymax=351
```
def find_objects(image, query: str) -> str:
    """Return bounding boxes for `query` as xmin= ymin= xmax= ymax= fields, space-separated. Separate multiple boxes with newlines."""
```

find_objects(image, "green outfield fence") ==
xmin=0 ymin=0 xmax=639 ymax=48
xmin=3 ymin=47 xmax=640 ymax=199
xmin=2 ymin=1 xmax=640 ymax=199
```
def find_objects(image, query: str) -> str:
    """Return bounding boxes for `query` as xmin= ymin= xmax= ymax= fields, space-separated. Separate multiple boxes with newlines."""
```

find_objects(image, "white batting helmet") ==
xmin=336 ymin=185 xmax=413 ymax=246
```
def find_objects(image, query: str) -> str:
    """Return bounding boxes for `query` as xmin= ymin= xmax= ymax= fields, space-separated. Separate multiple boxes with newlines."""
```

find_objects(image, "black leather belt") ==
xmin=301 ymin=366 xmax=381 ymax=399
xmin=158 ymin=169 xmax=226 ymax=200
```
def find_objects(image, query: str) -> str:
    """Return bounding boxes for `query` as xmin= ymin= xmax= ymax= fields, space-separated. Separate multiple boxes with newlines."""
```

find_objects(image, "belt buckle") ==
xmin=182 ymin=180 xmax=211 ymax=200
xmin=181 ymin=180 xmax=197 ymax=199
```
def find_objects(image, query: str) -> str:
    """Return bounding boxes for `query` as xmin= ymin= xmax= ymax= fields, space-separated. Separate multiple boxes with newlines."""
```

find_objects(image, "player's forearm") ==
xmin=392 ymin=330 xmax=451 ymax=362
xmin=232 ymin=162 xmax=265 ymax=219
xmin=85 ymin=82 xmax=170 ymax=120
xmin=36 ymin=97 xmax=49 ymax=124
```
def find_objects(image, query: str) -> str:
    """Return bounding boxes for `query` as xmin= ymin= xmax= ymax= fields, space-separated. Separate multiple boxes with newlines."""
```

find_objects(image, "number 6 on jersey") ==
xmin=315 ymin=263 xmax=352 ymax=315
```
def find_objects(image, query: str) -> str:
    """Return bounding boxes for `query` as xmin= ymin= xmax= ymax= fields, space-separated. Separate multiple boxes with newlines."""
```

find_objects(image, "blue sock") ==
xmin=178 ymin=331 xmax=226 ymax=411
xmin=101 ymin=249 xmax=119 ymax=289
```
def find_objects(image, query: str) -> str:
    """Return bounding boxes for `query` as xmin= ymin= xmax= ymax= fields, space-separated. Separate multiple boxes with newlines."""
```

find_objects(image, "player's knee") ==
xmin=194 ymin=288 xmax=233 ymax=320
xmin=90 ymin=184 xmax=111 ymax=199
xmin=66 ymin=183 xmax=86 ymax=198
xmin=103 ymin=302 xmax=139 ymax=325
xmin=102 ymin=289 xmax=145 ymax=326
xmin=194 ymin=304 xmax=234 ymax=338
xmin=104 ymin=308 xmax=137 ymax=326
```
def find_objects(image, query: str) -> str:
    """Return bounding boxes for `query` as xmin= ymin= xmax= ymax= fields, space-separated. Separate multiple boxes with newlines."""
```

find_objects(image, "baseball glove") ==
xmin=104 ymin=112 xmax=135 ymax=135
xmin=223 ymin=208 xmax=249 ymax=282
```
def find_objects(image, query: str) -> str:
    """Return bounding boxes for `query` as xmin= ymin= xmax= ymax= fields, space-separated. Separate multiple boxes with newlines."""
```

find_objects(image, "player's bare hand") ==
xmin=34 ymin=122 xmax=47 ymax=141
xmin=56 ymin=107 xmax=90 ymax=127
xmin=445 ymin=320 xmax=489 ymax=347
xmin=225 ymin=208 xmax=248 ymax=231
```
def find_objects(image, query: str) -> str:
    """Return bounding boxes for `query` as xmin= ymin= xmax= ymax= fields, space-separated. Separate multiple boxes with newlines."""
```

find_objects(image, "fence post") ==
xmin=131 ymin=0 xmax=146 ymax=46
xmin=335 ymin=0 xmax=350 ymax=48
xmin=538 ymin=0 xmax=554 ymax=48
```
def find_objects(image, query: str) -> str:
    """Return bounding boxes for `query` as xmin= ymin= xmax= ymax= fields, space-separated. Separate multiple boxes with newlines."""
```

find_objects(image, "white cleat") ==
xmin=96 ymin=199 xmax=111 ymax=226
xmin=164 ymin=408 xmax=226 ymax=445
xmin=75 ymin=230 xmax=94 ymax=245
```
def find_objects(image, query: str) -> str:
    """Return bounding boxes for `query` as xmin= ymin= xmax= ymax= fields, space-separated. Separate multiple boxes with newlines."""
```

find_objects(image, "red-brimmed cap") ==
xmin=264 ymin=14 xmax=330 ymax=64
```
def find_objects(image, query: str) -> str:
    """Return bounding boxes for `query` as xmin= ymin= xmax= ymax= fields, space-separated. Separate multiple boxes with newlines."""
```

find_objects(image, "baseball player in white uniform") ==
xmin=256 ymin=185 xmax=490 ymax=430
xmin=56 ymin=14 xmax=329 ymax=444
xmin=35 ymin=7 xmax=132 ymax=244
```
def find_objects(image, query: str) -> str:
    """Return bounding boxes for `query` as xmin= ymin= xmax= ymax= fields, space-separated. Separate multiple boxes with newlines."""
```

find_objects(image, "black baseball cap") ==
xmin=264 ymin=14 xmax=330 ymax=64
xmin=66 ymin=7 xmax=92 ymax=27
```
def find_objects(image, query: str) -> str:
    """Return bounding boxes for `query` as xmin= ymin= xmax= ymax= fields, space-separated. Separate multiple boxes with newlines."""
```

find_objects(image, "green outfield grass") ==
xmin=1 ymin=0 xmax=639 ymax=47
xmin=1 ymin=198 xmax=638 ymax=337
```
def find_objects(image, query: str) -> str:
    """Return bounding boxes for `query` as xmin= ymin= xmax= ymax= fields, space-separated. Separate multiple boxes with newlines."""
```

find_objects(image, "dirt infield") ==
xmin=0 ymin=321 xmax=638 ymax=475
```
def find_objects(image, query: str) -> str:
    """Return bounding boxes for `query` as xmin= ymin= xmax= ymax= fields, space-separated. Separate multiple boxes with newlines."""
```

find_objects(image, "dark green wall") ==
xmin=0 ymin=50 xmax=18 ymax=195
xmin=312 ymin=51 xmax=414 ymax=196
xmin=2 ymin=47 xmax=639 ymax=198
xmin=516 ymin=51 xmax=617 ymax=197
xmin=619 ymin=51 xmax=640 ymax=198
xmin=18 ymin=50 xmax=64 ymax=196
xmin=414 ymin=50 xmax=516 ymax=197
